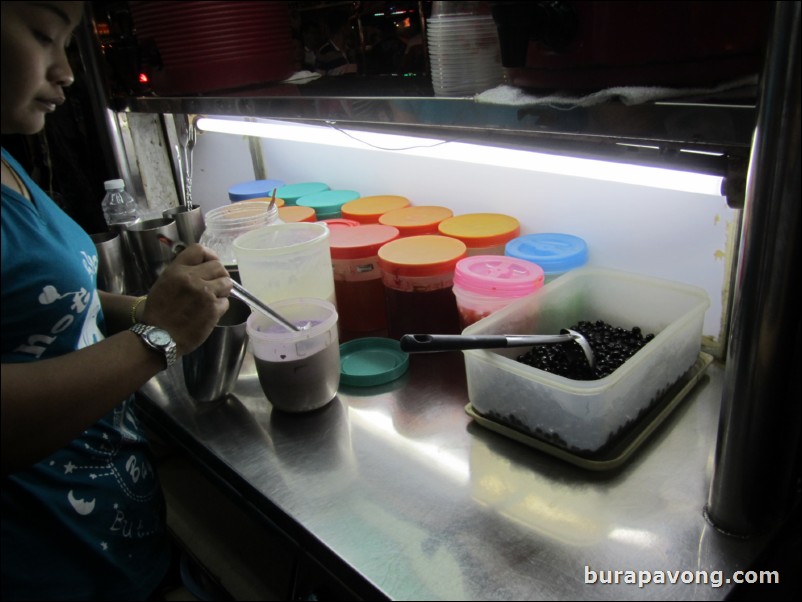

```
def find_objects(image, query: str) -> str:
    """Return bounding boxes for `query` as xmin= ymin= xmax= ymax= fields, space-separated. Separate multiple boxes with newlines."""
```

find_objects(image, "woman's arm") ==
xmin=1 ymin=245 xmax=232 ymax=476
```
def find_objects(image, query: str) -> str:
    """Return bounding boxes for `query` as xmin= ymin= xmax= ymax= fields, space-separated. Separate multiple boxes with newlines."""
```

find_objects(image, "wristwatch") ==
xmin=129 ymin=323 xmax=177 ymax=369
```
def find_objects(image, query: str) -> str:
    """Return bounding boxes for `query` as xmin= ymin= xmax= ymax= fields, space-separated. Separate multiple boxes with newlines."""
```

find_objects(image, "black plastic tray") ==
xmin=465 ymin=352 xmax=713 ymax=471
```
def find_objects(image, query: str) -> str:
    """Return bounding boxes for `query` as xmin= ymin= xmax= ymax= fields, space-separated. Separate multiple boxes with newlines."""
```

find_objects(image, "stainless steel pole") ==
xmin=706 ymin=1 xmax=801 ymax=536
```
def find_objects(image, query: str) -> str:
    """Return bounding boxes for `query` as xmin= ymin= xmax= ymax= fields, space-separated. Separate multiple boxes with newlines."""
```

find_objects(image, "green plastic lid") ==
xmin=339 ymin=338 xmax=409 ymax=386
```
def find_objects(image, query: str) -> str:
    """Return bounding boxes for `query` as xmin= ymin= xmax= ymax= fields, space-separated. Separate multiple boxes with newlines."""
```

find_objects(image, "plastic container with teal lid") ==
xmin=453 ymin=255 xmax=544 ymax=329
xmin=437 ymin=213 xmax=520 ymax=256
xmin=297 ymin=190 xmax=360 ymax=220
xmin=330 ymin=224 xmax=400 ymax=338
xmin=274 ymin=182 xmax=329 ymax=206
xmin=379 ymin=205 xmax=454 ymax=237
xmin=505 ymin=233 xmax=588 ymax=283
xmin=340 ymin=195 xmax=410 ymax=224
xmin=378 ymin=235 xmax=467 ymax=339
xmin=227 ymin=179 xmax=285 ymax=202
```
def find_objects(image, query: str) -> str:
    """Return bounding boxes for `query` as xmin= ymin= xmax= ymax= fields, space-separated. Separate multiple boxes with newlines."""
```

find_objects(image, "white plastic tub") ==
xmin=463 ymin=267 xmax=710 ymax=454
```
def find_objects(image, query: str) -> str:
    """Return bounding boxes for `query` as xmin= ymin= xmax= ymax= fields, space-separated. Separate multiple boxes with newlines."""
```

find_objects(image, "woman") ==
xmin=1 ymin=2 xmax=232 ymax=599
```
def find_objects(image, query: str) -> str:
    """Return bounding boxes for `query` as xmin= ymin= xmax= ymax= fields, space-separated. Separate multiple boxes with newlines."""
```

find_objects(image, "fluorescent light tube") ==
xmin=196 ymin=117 xmax=724 ymax=196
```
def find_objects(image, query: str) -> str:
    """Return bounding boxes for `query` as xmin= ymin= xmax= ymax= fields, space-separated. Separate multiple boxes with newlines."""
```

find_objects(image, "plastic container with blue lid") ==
xmin=297 ymin=190 xmax=360 ymax=220
xmin=274 ymin=182 xmax=330 ymax=206
xmin=505 ymin=233 xmax=588 ymax=283
xmin=228 ymin=179 xmax=286 ymax=202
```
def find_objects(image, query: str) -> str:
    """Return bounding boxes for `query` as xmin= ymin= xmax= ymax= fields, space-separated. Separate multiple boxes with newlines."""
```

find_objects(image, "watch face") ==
xmin=148 ymin=329 xmax=172 ymax=346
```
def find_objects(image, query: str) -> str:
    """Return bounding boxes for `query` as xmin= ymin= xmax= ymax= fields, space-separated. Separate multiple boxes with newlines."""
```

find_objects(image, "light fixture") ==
xmin=196 ymin=117 xmax=724 ymax=196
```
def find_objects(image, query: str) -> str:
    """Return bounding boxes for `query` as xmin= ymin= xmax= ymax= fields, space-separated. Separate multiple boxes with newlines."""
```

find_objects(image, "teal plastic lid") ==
xmin=298 ymin=190 xmax=360 ymax=219
xmin=228 ymin=179 xmax=286 ymax=202
xmin=505 ymin=233 xmax=588 ymax=275
xmin=274 ymin=182 xmax=330 ymax=205
xmin=339 ymin=338 xmax=409 ymax=386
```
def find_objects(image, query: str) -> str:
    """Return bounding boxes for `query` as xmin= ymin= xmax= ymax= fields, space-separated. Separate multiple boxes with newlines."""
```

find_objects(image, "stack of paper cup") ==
xmin=428 ymin=12 xmax=505 ymax=97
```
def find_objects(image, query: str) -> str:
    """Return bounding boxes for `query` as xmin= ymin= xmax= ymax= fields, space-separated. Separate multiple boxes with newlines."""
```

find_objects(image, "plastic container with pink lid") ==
xmin=453 ymin=255 xmax=544 ymax=328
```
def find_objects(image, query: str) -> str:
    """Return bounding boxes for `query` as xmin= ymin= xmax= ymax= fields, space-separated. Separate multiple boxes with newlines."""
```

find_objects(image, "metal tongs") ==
xmin=175 ymin=114 xmax=197 ymax=209
xmin=399 ymin=331 xmax=596 ymax=370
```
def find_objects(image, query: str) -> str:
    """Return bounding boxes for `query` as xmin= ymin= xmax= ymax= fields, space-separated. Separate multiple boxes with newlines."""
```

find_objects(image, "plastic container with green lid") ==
xmin=378 ymin=235 xmax=467 ymax=338
xmin=341 ymin=195 xmax=410 ymax=224
xmin=274 ymin=182 xmax=329 ymax=206
xmin=330 ymin=224 xmax=400 ymax=337
xmin=297 ymin=190 xmax=360 ymax=220
xmin=228 ymin=178 xmax=285 ymax=202
xmin=505 ymin=233 xmax=588 ymax=283
xmin=453 ymin=255 xmax=544 ymax=328
xmin=378 ymin=205 xmax=454 ymax=237
xmin=437 ymin=213 xmax=521 ymax=256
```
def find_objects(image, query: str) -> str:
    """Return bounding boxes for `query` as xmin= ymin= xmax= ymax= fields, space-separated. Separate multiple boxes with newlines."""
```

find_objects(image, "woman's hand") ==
xmin=142 ymin=244 xmax=232 ymax=356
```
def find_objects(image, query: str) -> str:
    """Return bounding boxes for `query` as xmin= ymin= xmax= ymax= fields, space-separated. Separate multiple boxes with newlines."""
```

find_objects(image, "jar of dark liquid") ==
xmin=329 ymin=224 xmax=400 ymax=339
xmin=378 ymin=235 xmax=467 ymax=339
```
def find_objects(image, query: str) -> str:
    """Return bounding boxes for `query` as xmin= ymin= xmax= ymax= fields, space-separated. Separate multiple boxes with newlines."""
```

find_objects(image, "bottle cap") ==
xmin=297 ymin=190 xmax=360 ymax=220
xmin=378 ymin=235 xmax=466 ymax=277
xmin=274 ymin=182 xmax=330 ymax=205
xmin=454 ymin=255 xmax=544 ymax=296
xmin=341 ymin=195 xmax=410 ymax=224
xmin=437 ymin=213 xmax=520 ymax=248
xmin=228 ymin=179 xmax=286 ymax=202
xmin=379 ymin=205 xmax=454 ymax=236
xmin=339 ymin=338 xmax=409 ymax=387
xmin=104 ymin=179 xmax=125 ymax=191
xmin=329 ymin=224 xmax=400 ymax=260
xmin=505 ymin=233 xmax=588 ymax=275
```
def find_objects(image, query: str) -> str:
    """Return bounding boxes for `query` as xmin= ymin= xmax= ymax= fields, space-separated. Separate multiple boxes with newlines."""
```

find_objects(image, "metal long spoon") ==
xmin=230 ymin=281 xmax=309 ymax=333
xmin=157 ymin=234 xmax=307 ymax=333
xmin=399 ymin=329 xmax=596 ymax=370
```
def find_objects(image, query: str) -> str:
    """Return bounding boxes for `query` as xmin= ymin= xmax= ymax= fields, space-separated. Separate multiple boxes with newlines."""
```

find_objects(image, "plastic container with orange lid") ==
xmin=378 ymin=235 xmax=467 ymax=338
xmin=453 ymin=255 xmax=544 ymax=328
xmin=341 ymin=195 xmax=411 ymax=224
xmin=378 ymin=205 xmax=454 ymax=237
xmin=437 ymin=213 xmax=521 ymax=256
xmin=330 ymin=224 xmax=400 ymax=338
xmin=279 ymin=205 xmax=317 ymax=223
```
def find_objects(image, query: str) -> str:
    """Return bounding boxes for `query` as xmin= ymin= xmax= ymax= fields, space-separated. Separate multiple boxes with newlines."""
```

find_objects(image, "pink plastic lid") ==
xmin=453 ymin=255 xmax=544 ymax=297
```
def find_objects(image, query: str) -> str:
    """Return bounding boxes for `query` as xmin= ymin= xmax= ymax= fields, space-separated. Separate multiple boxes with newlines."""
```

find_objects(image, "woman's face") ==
xmin=1 ymin=1 xmax=84 ymax=135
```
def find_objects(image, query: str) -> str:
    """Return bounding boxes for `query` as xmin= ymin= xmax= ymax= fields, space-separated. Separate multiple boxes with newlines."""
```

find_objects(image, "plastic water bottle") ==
xmin=101 ymin=179 xmax=141 ymax=228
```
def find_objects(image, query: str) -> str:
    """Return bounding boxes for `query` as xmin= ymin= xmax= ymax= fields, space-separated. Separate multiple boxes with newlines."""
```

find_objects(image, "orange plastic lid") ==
xmin=240 ymin=196 xmax=285 ymax=208
xmin=379 ymin=205 xmax=454 ymax=236
xmin=437 ymin=213 xmax=521 ymax=248
xmin=329 ymin=224 xmax=400 ymax=260
xmin=378 ymin=235 xmax=467 ymax=277
xmin=278 ymin=205 xmax=316 ymax=223
xmin=341 ymin=195 xmax=411 ymax=223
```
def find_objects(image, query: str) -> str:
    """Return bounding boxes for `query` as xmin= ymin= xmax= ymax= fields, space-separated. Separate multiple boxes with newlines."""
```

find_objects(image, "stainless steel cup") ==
xmin=183 ymin=297 xmax=250 ymax=402
xmin=126 ymin=218 xmax=180 ymax=289
xmin=163 ymin=205 xmax=205 ymax=245
xmin=90 ymin=231 xmax=126 ymax=294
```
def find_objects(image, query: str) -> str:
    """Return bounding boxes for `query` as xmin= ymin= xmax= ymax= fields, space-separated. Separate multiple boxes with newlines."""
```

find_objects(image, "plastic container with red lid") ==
xmin=329 ymin=224 xmax=400 ymax=337
xmin=437 ymin=213 xmax=521 ymax=256
xmin=341 ymin=195 xmax=411 ymax=224
xmin=453 ymin=255 xmax=545 ymax=328
xmin=378 ymin=205 xmax=454 ymax=237
xmin=378 ymin=235 xmax=467 ymax=338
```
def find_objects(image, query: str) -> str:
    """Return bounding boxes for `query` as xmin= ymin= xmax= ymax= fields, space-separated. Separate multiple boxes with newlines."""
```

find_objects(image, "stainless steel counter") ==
xmin=137 ymin=350 xmax=773 ymax=601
